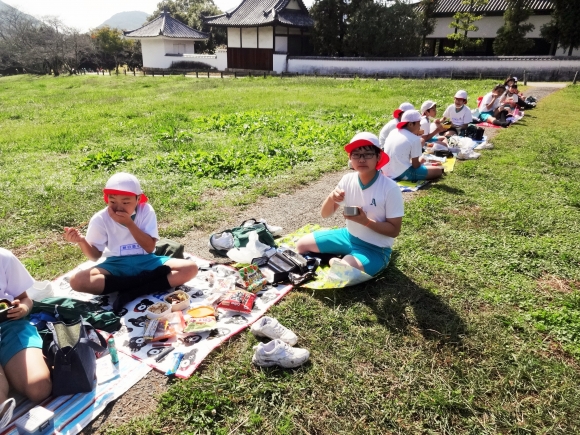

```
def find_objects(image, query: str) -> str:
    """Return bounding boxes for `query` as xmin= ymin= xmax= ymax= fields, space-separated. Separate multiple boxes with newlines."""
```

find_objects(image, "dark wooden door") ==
xmin=227 ymin=48 xmax=273 ymax=71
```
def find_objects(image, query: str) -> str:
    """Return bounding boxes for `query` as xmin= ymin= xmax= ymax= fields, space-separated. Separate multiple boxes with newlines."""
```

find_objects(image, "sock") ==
xmin=108 ymin=266 xmax=172 ymax=313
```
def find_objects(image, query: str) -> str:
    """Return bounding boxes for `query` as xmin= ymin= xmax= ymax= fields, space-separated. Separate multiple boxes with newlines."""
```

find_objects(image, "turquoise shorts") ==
xmin=313 ymin=228 xmax=392 ymax=276
xmin=480 ymin=110 xmax=494 ymax=121
xmin=98 ymin=253 xmax=171 ymax=277
xmin=0 ymin=319 xmax=43 ymax=367
xmin=394 ymin=165 xmax=429 ymax=182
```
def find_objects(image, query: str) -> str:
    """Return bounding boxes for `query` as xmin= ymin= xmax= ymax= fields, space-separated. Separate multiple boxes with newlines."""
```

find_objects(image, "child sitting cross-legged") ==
xmin=64 ymin=172 xmax=198 ymax=312
xmin=296 ymin=132 xmax=404 ymax=277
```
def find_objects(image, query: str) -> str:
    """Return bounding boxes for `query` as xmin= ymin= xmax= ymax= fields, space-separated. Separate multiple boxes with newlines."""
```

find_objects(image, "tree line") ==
xmin=309 ymin=0 xmax=580 ymax=57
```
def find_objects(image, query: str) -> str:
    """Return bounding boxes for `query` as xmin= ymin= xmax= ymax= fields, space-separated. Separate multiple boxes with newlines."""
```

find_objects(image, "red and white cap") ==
xmin=344 ymin=132 xmax=390 ymax=170
xmin=393 ymin=102 xmax=415 ymax=119
xmin=397 ymin=109 xmax=422 ymax=129
xmin=103 ymin=172 xmax=148 ymax=204
xmin=454 ymin=90 xmax=468 ymax=100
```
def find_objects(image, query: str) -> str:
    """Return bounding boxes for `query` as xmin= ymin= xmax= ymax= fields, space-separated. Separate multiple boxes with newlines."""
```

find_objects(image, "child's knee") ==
xmin=25 ymin=378 xmax=52 ymax=403
xmin=68 ymin=272 xmax=82 ymax=290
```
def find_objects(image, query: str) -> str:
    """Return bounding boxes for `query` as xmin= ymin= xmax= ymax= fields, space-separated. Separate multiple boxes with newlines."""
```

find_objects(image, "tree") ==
xmin=418 ymin=0 xmax=437 ymax=56
xmin=310 ymin=0 xmax=348 ymax=56
xmin=444 ymin=0 xmax=489 ymax=55
xmin=493 ymin=0 xmax=534 ymax=55
xmin=91 ymin=26 xmax=126 ymax=71
xmin=541 ymin=0 xmax=580 ymax=56
xmin=149 ymin=0 xmax=226 ymax=53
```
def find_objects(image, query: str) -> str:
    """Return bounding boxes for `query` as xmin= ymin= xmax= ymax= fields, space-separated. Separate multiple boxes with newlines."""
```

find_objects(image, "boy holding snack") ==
xmin=296 ymin=132 xmax=404 ymax=277
xmin=64 ymin=172 xmax=198 ymax=311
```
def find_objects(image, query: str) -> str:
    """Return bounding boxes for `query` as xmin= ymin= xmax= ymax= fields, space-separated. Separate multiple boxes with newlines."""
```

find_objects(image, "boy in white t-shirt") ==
xmin=295 ymin=132 xmax=404 ymax=277
xmin=0 ymin=248 xmax=52 ymax=428
xmin=378 ymin=102 xmax=415 ymax=147
xmin=441 ymin=90 xmax=472 ymax=129
xmin=64 ymin=172 xmax=198 ymax=311
xmin=479 ymin=84 xmax=510 ymax=127
xmin=382 ymin=110 xmax=444 ymax=182
xmin=419 ymin=100 xmax=445 ymax=143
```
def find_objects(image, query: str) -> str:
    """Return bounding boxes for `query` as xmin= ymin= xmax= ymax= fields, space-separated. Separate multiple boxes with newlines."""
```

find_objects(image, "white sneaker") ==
xmin=0 ymin=398 xmax=15 ymax=429
xmin=257 ymin=219 xmax=283 ymax=236
xmin=457 ymin=150 xmax=481 ymax=160
xmin=252 ymin=339 xmax=310 ymax=368
xmin=474 ymin=142 xmax=494 ymax=150
xmin=250 ymin=316 xmax=298 ymax=346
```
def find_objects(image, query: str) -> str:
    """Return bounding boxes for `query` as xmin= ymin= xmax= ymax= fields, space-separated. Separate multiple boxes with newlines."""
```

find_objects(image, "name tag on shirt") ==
xmin=120 ymin=243 xmax=145 ymax=256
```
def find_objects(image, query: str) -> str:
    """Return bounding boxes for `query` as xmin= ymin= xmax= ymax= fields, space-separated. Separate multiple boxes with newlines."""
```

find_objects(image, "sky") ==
xmin=3 ymin=0 xmax=314 ymax=32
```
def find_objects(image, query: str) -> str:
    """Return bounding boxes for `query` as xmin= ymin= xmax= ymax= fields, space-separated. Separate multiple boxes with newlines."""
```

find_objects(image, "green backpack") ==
xmin=209 ymin=219 xmax=277 ymax=256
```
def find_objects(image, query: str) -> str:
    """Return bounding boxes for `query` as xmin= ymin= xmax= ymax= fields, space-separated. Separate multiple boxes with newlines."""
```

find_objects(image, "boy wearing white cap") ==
xmin=296 ymin=133 xmax=404 ymax=277
xmin=382 ymin=110 xmax=444 ymax=181
xmin=378 ymin=102 xmax=415 ymax=147
xmin=64 ymin=172 xmax=198 ymax=311
xmin=419 ymin=100 xmax=445 ymax=143
xmin=441 ymin=90 xmax=472 ymax=129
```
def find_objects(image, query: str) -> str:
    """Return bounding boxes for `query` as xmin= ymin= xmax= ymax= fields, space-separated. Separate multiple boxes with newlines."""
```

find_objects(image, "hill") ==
xmin=98 ymin=11 xmax=148 ymax=31
xmin=0 ymin=0 xmax=41 ymax=24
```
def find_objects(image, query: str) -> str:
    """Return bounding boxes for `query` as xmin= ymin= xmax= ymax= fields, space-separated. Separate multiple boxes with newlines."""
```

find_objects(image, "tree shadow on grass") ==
xmin=307 ymin=254 xmax=466 ymax=346
xmin=424 ymin=183 xmax=465 ymax=195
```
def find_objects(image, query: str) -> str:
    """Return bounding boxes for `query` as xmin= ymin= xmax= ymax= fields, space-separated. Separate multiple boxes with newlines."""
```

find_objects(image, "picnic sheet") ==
xmin=277 ymin=224 xmax=374 ymax=289
xmin=2 ymin=352 xmax=151 ymax=435
xmin=476 ymin=121 xmax=502 ymax=129
xmin=51 ymin=256 xmax=293 ymax=379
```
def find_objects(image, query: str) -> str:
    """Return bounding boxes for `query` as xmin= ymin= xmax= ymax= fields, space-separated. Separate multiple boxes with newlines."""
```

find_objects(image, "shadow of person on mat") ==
xmin=306 ymin=258 xmax=466 ymax=346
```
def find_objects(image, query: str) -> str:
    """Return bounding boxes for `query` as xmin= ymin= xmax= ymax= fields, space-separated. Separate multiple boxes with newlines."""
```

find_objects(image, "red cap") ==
xmin=344 ymin=132 xmax=389 ymax=170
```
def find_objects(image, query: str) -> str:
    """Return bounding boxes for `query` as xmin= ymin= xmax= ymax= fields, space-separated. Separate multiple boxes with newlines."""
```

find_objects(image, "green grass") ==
xmin=3 ymin=75 xmax=580 ymax=433
xmin=0 ymin=74 xmax=495 ymax=278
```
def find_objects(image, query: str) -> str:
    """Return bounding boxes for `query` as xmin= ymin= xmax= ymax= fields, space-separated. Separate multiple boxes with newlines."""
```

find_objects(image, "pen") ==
xmin=152 ymin=343 xmax=173 ymax=347
xmin=154 ymin=346 xmax=175 ymax=362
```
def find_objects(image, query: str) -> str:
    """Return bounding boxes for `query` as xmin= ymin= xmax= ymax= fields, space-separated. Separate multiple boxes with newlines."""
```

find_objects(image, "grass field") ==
xmin=2 ymin=75 xmax=580 ymax=434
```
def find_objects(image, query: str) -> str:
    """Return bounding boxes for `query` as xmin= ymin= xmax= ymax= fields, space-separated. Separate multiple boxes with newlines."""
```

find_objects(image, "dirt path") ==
xmin=81 ymin=84 xmax=563 ymax=434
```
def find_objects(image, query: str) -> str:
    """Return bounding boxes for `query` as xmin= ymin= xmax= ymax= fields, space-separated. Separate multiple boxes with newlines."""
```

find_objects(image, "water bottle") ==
xmin=107 ymin=337 xmax=119 ymax=364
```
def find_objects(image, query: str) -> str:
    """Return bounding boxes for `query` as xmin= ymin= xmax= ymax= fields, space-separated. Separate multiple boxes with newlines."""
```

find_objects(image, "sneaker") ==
xmin=252 ymin=339 xmax=310 ymax=368
xmin=257 ymin=219 xmax=283 ymax=237
xmin=251 ymin=316 xmax=298 ymax=346
xmin=457 ymin=150 xmax=481 ymax=160
xmin=474 ymin=142 xmax=494 ymax=150
xmin=0 ymin=398 xmax=15 ymax=429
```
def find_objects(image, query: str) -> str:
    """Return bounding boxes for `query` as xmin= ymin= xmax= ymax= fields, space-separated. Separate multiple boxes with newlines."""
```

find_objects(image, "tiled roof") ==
xmin=415 ymin=0 xmax=553 ymax=14
xmin=204 ymin=0 xmax=313 ymax=27
xmin=124 ymin=12 xmax=209 ymax=39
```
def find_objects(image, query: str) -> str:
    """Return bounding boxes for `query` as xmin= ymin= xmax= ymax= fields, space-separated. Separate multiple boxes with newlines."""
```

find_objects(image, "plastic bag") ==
xmin=226 ymin=231 xmax=272 ymax=263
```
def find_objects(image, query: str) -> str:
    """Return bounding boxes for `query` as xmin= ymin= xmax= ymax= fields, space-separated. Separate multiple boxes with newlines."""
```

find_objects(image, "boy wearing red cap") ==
xmin=64 ymin=172 xmax=198 ymax=311
xmin=382 ymin=110 xmax=444 ymax=182
xmin=295 ymin=133 xmax=404 ymax=276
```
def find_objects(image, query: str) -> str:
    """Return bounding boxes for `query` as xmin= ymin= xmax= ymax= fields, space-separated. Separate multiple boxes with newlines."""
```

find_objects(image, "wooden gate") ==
xmin=227 ymin=48 xmax=273 ymax=71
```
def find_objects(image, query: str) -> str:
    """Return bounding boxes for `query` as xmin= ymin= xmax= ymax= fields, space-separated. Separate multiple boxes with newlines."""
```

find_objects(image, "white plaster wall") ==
xmin=241 ymin=27 xmax=258 ymax=48
xmin=259 ymin=26 xmax=274 ymax=49
xmin=228 ymin=28 xmax=241 ymax=48
xmin=286 ymin=57 xmax=580 ymax=80
xmin=140 ymin=38 xmax=173 ymax=69
xmin=273 ymin=53 xmax=287 ymax=73
xmin=275 ymin=36 xmax=288 ymax=52
xmin=431 ymin=15 xmax=550 ymax=39
xmin=286 ymin=0 xmax=300 ymax=10
xmin=181 ymin=50 xmax=227 ymax=70
xmin=556 ymin=47 xmax=580 ymax=56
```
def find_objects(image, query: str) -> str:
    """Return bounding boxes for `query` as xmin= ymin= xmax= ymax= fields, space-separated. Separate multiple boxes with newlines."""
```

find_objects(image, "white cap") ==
xmin=400 ymin=110 xmax=421 ymax=123
xmin=399 ymin=102 xmax=415 ymax=111
xmin=420 ymin=100 xmax=436 ymax=115
xmin=454 ymin=90 xmax=468 ymax=100
xmin=105 ymin=172 xmax=143 ymax=195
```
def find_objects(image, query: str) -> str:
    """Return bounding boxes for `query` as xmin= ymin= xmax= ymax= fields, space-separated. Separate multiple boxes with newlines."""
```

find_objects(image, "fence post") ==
xmin=152 ymin=71 xmax=154 ymax=77
xmin=574 ymin=71 xmax=578 ymax=85
xmin=263 ymin=72 xmax=266 ymax=78
xmin=196 ymin=71 xmax=198 ymax=78
xmin=162 ymin=71 xmax=164 ymax=77
xmin=524 ymin=71 xmax=528 ymax=85
xmin=234 ymin=71 xmax=237 ymax=78
xmin=133 ymin=69 xmax=136 ymax=76
xmin=207 ymin=71 xmax=210 ymax=78
xmin=221 ymin=71 xmax=223 ymax=78
xmin=450 ymin=71 xmax=453 ymax=79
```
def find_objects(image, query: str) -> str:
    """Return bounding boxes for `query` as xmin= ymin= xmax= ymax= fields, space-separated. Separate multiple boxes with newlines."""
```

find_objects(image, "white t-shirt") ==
xmin=378 ymin=119 xmax=398 ymax=147
xmin=420 ymin=116 xmax=436 ymax=136
xmin=336 ymin=172 xmax=404 ymax=248
xmin=86 ymin=203 xmax=159 ymax=258
xmin=381 ymin=128 xmax=423 ymax=179
xmin=480 ymin=92 xmax=501 ymax=112
xmin=442 ymin=104 xmax=473 ymax=127
xmin=0 ymin=248 xmax=34 ymax=301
